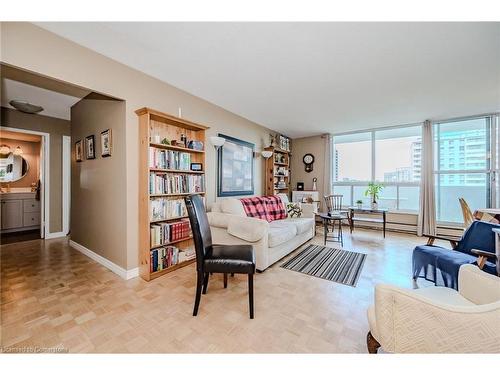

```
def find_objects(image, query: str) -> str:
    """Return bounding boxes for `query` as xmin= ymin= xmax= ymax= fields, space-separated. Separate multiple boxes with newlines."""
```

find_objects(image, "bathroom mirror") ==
xmin=0 ymin=152 xmax=29 ymax=182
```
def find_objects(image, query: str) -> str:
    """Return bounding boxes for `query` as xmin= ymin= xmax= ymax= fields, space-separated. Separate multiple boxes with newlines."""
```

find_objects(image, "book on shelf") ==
xmin=150 ymin=245 xmax=196 ymax=272
xmin=149 ymin=173 xmax=204 ymax=195
xmin=150 ymin=246 xmax=180 ymax=272
xmin=178 ymin=247 xmax=196 ymax=263
xmin=150 ymin=219 xmax=191 ymax=247
xmin=149 ymin=147 xmax=191 ymax=170
xmin=150 ymin=197 xmax=187 ymax=221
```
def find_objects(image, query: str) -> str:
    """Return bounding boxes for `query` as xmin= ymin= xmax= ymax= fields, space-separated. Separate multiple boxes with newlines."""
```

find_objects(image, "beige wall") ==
xmin=1 ymin=106 xmax=70 ymax=232
xmin=1 ymin=22 xmax=274 ymax=270
xmin=0 ymin=138 xmax=40 ymax=188
xmin=71 ymin=96 xmax=127 ymax=268
xmin=290 ymin=135 xmax=327 ymax=209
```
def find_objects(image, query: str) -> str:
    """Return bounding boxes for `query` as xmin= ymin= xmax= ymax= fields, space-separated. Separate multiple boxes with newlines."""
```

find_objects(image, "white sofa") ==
xmin=208 ymin=193 xmax=315 ymax=271
xmin=367 ymin=264 xmax=500 ymax=353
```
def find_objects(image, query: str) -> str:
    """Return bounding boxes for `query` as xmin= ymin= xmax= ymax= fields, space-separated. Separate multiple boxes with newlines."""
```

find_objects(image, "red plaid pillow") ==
xmin=239 ymin=197 xmax=268 ymax=221
xmin=263 ymin=195 xmax=287 ymax=221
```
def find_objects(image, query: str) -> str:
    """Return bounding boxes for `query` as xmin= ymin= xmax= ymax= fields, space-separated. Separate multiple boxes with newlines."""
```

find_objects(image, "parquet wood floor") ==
xmin=1 ymin=229 xmax=427 ymax=353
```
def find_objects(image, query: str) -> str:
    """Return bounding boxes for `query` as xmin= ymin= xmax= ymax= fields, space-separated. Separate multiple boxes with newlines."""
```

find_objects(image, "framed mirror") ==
xmin=0 ymin=152 xmax=29 ymax=182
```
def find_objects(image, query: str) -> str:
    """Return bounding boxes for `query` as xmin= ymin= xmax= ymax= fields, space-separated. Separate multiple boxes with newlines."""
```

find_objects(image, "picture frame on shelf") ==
xmin=85 ymin=135 xmax=96 ymax=160
xmin=75 ymin=140 xmax=83 ymax=162
xmin=190 ymin=162 xmax=203 ymax=171
xmin=100 ymin=129 xmax=112 ymax=157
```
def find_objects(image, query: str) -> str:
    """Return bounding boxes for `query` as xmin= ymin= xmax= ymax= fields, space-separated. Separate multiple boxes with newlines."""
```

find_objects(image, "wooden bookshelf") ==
xmin=264 ymin=140 xmax=292 ymax=197
xmin=136 ymin=107 xmax=209 ymax=281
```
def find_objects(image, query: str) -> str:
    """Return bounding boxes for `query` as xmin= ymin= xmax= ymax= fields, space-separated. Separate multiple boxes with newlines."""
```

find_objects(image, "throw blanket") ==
xmin=240 ymin=196 xmax=287 ymax=222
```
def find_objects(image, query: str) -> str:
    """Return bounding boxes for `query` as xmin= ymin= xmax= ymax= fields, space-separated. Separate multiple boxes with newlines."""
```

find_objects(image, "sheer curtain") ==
xmin=417 ymin=120 xmax=437 ymax=236
xmin=323 ymin=133 xmax=333 ymax=198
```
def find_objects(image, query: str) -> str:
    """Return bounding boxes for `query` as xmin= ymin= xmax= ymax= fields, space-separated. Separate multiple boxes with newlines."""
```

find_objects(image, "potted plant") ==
xmin=355 ymin=199 xmax=363 ymax=209
xmin=365 ymin=182 xmax=384 ymax=209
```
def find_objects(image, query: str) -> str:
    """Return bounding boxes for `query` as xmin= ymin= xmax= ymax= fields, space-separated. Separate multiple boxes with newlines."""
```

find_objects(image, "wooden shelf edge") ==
xmin=150 ymin=215 xmax=189 ymax=223
xmin=150 ymin=142 xmax=205 ymax=153
xmin=150 ymin=236 xmax=193 ymax=250
xmin=150 ymin=168 xmax=205 ymax=174
xmin=149 ymin=258 xmax=196 ymax=279
xmin=150 ymin=192 xmax=205 ymax=197
xmin=136 ymin=107 xmax=210 ymax=130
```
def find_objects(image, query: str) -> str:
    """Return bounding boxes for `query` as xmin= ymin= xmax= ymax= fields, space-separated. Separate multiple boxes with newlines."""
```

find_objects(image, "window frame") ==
xmin=332 ymin=123 xmax=423 ymax=213
xmin=433 ymin=115 xmax=497 ymax=226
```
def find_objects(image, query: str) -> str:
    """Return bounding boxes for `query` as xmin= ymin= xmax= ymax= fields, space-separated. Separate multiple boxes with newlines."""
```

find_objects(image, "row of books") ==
xmin=150 ymin=198 xmax=187 ymax=221
xmin=150 ymin=246 xmax=196 ymax=273
xmin=150 ymin=219 xmax=191 ymax=247
xmin=149 ymin=173 xmax=204 ymax=195
xmin=149 ymin=147 xmax=191 ymax=170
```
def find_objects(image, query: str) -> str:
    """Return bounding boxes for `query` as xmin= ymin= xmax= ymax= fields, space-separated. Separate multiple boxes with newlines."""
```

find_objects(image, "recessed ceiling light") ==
xmin=9 ymin=100 xmax=44 ymax=114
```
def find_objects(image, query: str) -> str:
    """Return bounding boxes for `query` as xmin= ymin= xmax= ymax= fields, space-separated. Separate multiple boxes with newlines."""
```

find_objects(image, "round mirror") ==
xmin=0 ymin=152 xmax=30 ymax=182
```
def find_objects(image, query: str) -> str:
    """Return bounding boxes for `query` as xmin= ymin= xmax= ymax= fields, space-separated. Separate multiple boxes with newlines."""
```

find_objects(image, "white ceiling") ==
xmin=37 ymin=22 xmax=500 ymax=137
xmin=1 ymin=78 xmax=81 ymax=120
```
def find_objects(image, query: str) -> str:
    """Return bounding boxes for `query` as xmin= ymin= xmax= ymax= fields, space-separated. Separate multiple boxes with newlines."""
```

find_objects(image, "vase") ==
xmin=356 ymin=203 xmax=362 ymax=209
xmin=371 ymin=202 xmax=378 ymax=209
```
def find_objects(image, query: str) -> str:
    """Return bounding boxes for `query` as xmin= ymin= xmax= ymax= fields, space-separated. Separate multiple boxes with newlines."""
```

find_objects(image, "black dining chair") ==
xmin=184 ymin=194 xmax=256 ymax=318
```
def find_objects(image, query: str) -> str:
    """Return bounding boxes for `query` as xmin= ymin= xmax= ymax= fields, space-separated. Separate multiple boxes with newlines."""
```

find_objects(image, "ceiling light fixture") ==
xmin=9 ymin=100 xmax=44 ymax=114
xmin=13 ymin=146 xmax=23 ymax=156
xmin=0 ymin=144 xmax=11 ymax=155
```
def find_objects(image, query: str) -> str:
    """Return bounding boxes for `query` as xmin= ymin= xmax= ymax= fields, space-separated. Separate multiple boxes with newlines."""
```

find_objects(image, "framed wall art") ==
xmin=75 ymin=140 xmax=83 ymax=162
xmin=101 ymin=129 xmax=112 ymax=157
xmin=85 ymin=135 xmax=96 ymax=160
xmin=217 ymin=134 xmax=254 ymax=197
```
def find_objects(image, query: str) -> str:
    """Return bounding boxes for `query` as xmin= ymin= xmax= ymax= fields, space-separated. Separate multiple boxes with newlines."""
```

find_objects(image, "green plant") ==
xmin=355 ymin=199 xmax=363 ymax=205
xmin=364 ymin=182 xmax=384 ymax=203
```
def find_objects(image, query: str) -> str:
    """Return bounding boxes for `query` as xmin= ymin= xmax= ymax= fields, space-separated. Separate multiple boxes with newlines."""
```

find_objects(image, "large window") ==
xmin=333 ymin=132 xmax=372 ymax=182
xmin=333 ymin=125 xmax=422 ymax=212
xmin=434 ymin=117 xmax=491 ymax=223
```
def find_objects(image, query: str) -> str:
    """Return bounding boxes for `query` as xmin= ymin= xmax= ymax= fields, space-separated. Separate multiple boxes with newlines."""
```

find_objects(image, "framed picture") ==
xmin=75 ymin=140 xmax=83 ymax=162
xmin=190 ymin=162 xmax=203 ymax=171
xmin=217 ymin=134 xmax=254 ymax=197
xmin=101 ymin=129 xmax=112 ymax=157
xmin=85 ymin=135 xmax=96 ymax=160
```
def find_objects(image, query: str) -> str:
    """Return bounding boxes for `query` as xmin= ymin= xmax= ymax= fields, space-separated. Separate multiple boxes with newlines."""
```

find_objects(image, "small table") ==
xmin=319 ymin=212 xmax=347 ymax=247
xmin=348 ymin=207 xmax=388 ymax=238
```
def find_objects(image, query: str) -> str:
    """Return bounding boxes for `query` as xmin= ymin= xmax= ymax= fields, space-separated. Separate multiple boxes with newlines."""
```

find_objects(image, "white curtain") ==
xmin=323 ymin=134 xmax=333 ymax=198
xmin=417 ymin=120 xmax=437 ymax=236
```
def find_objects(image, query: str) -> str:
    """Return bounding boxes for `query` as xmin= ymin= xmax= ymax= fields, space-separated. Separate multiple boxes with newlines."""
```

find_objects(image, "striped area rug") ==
xmin=281 ymin=244 xmax=367 ymax=287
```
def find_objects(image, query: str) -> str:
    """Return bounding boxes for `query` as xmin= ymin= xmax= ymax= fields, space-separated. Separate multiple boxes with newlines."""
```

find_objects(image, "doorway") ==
xmin=0 ymin=128 xmax=47 ymax=243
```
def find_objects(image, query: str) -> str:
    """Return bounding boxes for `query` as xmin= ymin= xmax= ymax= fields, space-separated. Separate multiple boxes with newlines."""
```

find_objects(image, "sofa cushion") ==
xmin=268 ymin=221 xmax=297 ymax=247
xmin=263 ymin=195 xmax=287 ymax=221
xmin=240 ymin=197 xmax=269 ymax=220
xmin=284 ymin=217 xmax=314 ymax=235
xmin=220 ymin=198 xmax=246 ymax=217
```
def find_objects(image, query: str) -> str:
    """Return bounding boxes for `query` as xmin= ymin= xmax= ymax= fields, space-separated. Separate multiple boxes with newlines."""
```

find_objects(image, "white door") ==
xmin=39 ymin=135 xmax=46 ymax=238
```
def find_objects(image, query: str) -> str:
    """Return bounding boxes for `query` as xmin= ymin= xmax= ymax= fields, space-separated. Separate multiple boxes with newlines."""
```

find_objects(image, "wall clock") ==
xmin=303 ymin=153 xmax=314 ymax=173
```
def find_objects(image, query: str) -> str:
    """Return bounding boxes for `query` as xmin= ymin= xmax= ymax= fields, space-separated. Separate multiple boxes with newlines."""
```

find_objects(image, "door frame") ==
xmin=0 ymin=126 xmax=51 ymax=238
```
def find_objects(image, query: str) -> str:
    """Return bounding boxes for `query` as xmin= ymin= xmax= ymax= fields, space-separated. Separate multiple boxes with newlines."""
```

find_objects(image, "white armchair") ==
xmin=367 ymin=264 xmax=500 ymax=353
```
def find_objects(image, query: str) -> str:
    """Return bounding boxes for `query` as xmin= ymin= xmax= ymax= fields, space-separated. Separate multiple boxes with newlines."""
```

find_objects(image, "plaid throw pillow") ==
xmin=263 ymin=195 xmax=287 ymax=221
xmin=239 ymin=197 xmax=268 ymax=221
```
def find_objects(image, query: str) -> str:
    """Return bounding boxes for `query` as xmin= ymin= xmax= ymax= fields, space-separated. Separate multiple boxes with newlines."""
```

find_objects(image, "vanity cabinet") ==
xmin=1 ymin=199 xmax=23 ymax=229
xmin=1 ymin=192 xmax=41 ymax=232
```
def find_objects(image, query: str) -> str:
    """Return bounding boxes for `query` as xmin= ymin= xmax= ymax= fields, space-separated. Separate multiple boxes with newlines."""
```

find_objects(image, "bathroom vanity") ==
xmin=1 ymin=191 xmax=40 ymax=232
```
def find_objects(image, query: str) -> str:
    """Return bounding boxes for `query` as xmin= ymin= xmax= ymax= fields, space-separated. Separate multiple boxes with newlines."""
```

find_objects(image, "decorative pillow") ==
xmin=286 ymin=202 xmax=303 ymax=218
xmin=239 ymin=197 xmax=268 ymax=221
xmin=264 ymin=195 xmax=287 ymax=221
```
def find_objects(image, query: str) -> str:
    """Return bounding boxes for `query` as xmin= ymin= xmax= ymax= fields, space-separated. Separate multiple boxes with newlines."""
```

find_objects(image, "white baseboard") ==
xmin=69 ymin=240 xmax=139 ymax=280
xmin=45 ymin=231 xmax=67 ymax=239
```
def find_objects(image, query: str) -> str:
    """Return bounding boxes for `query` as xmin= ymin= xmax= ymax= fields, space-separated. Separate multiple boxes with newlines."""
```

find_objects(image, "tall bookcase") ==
xmin=264 ymin=143 xmax=292 ymax=197
xmin=136 ymin=107 xmax=208 ymax=281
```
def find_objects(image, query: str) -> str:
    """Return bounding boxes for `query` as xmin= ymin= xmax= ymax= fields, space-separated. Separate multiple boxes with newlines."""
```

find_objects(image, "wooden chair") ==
xmin=324 ymin=194 xmax=343 ymax=213
xmin=459 ymin=197 xmax=474 ymax=228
